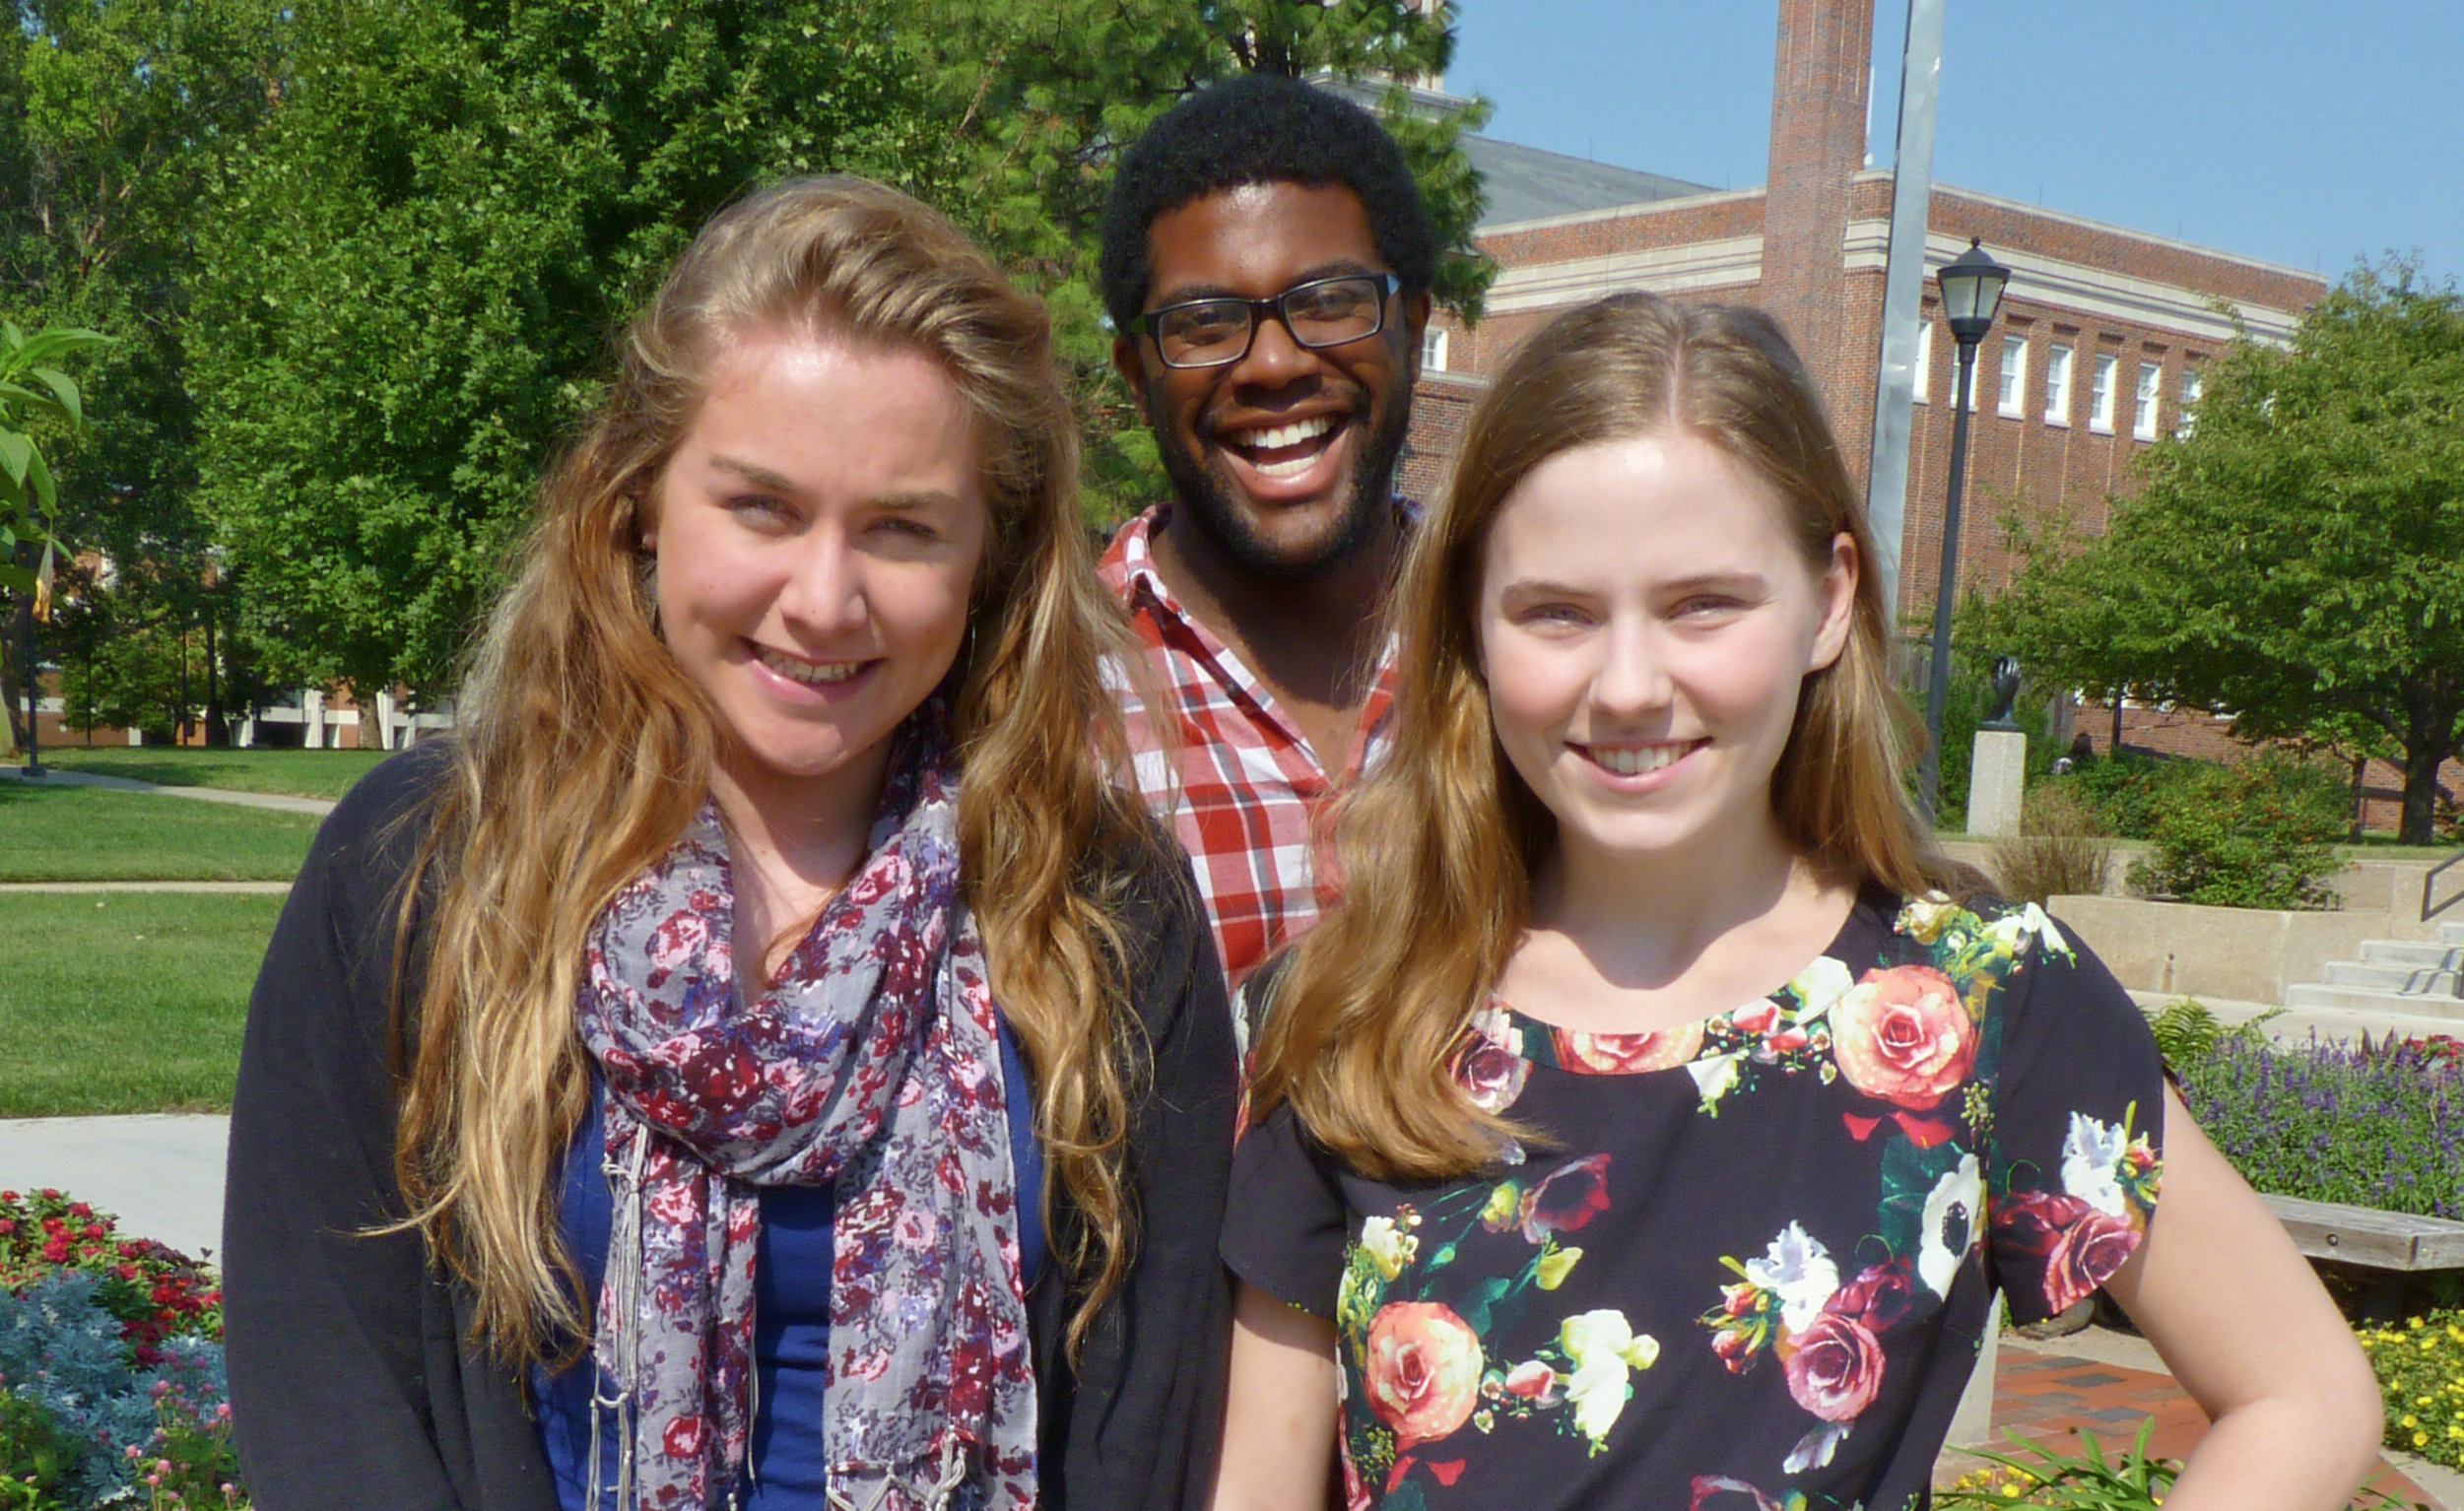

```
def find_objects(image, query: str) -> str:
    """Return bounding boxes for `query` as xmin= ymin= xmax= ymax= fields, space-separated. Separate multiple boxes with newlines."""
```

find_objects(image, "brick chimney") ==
xmin=1762 ymin=0 xmax=1874 ymax=419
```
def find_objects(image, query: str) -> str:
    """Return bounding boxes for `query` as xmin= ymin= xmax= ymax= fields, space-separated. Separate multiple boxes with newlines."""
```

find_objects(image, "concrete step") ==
xmin=2286 ymin=981 xmax=2464 ymax=1019
xmin=2322 ymin=959 xmax=2464 ymax=994
xmin=2444 ymin=919 xmax=2464 ymax=948
xmin=2133 ymin=991 xmax=2464 ymax=1046
xmin=2360 ymin=939 xmax=2464 ymax=970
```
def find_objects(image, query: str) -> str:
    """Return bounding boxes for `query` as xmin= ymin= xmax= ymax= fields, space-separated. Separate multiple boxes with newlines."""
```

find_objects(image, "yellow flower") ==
xmin=1535 ymin=1246 xmax=1581 ymax=1291
xmin=1359 ymin=1216 xmax=1418 ymax=1281
xmin=2401 ymin=1414 xmax=2419 ymax=1428
xmin=1480 ymin=1183 xmax=1519 ymax=1230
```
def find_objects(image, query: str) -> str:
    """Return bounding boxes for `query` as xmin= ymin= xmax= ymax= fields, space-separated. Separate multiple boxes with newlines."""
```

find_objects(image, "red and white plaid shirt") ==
xmin=1099 ymin=505 xmax=1401 ymax=997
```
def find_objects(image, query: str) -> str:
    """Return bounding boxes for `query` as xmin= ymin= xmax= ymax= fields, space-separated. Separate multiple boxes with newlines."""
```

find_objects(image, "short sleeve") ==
xmin=1221 ymin=1102 xmax=1352 ymax=1319
xmin=1984 ymin=913 xmax=2166 ymax=1326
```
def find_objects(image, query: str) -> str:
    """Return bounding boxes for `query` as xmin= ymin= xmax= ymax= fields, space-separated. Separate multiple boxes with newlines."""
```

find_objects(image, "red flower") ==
xmin=1782 ymin=1311 xmax=1885 ymax=1422
xmin=1829 ymin=1260 xmax=1917 ymax=1333
xmin=662 ymin=1412 xmax=708 ymax=1459
xmin=1518 ymin=1154 xmax=1613 ymax=1243
xmin=2041 ymin=1209 xmax=2143 ymax=1314
xmin=1991 ymin=1191 xmax=2095 ymax=1257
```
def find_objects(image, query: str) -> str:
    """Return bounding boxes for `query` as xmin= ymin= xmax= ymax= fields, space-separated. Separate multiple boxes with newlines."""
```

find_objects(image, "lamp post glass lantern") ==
xmin=1919 ymin=236 xmax=2010 ymax=821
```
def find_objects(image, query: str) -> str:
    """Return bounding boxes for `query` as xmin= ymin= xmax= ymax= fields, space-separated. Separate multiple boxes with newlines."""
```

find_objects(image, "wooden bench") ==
xmin=2262 ymin=1193 xmax=2464 ymax=1318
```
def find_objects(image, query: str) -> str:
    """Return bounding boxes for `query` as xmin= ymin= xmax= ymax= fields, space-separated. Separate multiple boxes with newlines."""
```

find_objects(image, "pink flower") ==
xmin=1454 ymin=1037 xmax=1528 ymax=1114
xmin=1501 ymin=1360 xmax=1558 ymax=1400
xmin=1363 ymin=1302 xmax=1486 ymax=1448
xmin=2042 ymin=1208 xmax=2143 ymax=1314
xmin=1558 ymin=1020 xmax=1704 ymax=1075
xmin=1782 ymin=1311 xmax=1884 ymax=1422
xmin=1829 ymin=965 xmax=1976 ymax=1110
xmin=1732 ymin=1003 xmax=1781 ymax=1036
xmin=1518 ymin=1154 xmax=1613 ymax=1243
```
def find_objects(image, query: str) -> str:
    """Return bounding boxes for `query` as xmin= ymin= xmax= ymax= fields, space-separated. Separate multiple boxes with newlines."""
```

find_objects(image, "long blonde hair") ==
xmin=1250 ymin=292 xmax=1965 ymax=1180
xmin=393 ymin=177 xmax=1154 ymax=1365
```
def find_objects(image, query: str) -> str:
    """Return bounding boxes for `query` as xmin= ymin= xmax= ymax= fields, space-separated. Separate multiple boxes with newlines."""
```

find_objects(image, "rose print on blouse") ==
xmin=1993 ymin=1104 xmax=2161 ymax=1313
xmin=1365 ymin=1302 xmax=1487 ymax=1448
xmin=1699 ymin=1221 xmax=1924 ymax=1473
xmin=1335 ymin=1152 xmax=1659 ymax=1497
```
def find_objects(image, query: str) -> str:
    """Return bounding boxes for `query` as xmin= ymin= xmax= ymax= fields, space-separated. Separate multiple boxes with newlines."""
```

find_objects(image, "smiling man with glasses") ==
xmin=1098 ymin=74 xmax=1433 ymax=1004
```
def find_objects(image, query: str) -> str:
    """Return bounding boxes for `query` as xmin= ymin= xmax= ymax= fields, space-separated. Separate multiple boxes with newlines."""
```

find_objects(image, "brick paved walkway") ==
xmin=1936 ymin=1341 xmax=2435 ymax=1505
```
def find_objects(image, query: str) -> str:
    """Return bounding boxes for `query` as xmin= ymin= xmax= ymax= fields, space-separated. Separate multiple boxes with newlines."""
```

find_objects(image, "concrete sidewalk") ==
xmin=0 ymin=1114 xmax=230 ymax=1261
xmin=0 ymin=764 xmax=336 ymax=817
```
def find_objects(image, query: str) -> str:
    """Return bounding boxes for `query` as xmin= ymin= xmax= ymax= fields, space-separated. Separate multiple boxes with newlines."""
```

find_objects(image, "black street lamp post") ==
xmin=1919 ymin=236 xmax=2010 ymax=821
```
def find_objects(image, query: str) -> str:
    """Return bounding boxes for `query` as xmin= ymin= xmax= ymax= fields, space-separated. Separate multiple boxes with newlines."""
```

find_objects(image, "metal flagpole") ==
xmin=1863 ymin=0 xmax=1947 ymax=621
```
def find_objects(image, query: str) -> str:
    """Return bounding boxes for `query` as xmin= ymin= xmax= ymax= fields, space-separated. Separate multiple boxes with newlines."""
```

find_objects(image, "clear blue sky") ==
xmin=1449 ymin=1 xmax=2461 ymax=287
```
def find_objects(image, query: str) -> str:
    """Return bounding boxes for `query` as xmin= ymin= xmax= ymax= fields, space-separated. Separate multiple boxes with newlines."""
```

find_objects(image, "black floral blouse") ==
xmin=1224 ymin=890 xmax=2165 ymax=1511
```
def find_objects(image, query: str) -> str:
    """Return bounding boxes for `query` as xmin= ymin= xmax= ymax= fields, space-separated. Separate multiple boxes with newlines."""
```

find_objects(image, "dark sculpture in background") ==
xmin=1982 ymin=655 xmax=2023 ymax=731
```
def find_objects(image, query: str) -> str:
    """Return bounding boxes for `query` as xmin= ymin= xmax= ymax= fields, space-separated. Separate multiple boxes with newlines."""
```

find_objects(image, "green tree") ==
xmin=0 ymin=0 xmax=284 ymax=746
xmin=895 ymin=0 xmax=1494 ymax=517
xmin=189 ymin=0 xmax=966 ymax=698
xmin=1979 ymin=260 xmax=2464 ymax=844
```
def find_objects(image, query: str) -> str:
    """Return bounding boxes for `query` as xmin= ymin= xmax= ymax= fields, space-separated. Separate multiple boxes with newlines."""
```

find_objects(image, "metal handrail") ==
xmin=2424 ymin=847 xmax=2464 ymax=923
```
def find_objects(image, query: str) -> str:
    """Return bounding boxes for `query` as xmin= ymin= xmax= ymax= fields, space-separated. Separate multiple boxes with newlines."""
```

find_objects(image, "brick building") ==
xmin=1381 ymin=3 xmax=2456 ymax=830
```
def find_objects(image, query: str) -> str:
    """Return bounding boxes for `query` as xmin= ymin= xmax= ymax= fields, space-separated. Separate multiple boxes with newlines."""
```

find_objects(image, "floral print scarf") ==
xmin=575 ymin=715 xmax=1036 ymax=1511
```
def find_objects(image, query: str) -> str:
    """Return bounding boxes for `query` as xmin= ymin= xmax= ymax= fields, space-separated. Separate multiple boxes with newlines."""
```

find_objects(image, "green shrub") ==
xmin=2359 ymin=1311 xmax=2464 ymax=1471
xmin=2127 ymin=755 xmax=2347 ymax=908
xmin=2045 ymin=752 xmax=2195 ymax=839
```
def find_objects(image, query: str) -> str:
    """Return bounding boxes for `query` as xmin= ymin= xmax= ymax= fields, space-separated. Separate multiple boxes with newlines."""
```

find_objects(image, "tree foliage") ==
xmin=1979 ymin=260 xmax=2464 ymax=843
xmin=189 ymin=0 xmax=969 ymax=696
xmin=0 ymin=0 xmax=284 ymax=744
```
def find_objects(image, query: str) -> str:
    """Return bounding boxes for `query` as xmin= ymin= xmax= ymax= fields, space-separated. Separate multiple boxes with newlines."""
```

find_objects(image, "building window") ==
xmin=1422 ymin=326 xmax=1448 ymax=372
xmin=2178 ymin=367 xmax=2204 ymax=437
xmin=2090 ymin=353 xmax=2117 ymax=433
xmin=2133 ymin=361 xmax=2162 ymax=440
xmin=2043 ymin=343 xmax=2073 ymax=427
xmin=1998 ymin=335 xmax=2029 ymax=418
xmin=1911 ymin=319 xmax=1933 ymax=404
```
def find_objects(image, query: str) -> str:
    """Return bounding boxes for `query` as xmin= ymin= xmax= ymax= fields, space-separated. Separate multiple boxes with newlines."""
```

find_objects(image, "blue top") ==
xmin=536 ymin=1025 xmax=1045 ymax=1509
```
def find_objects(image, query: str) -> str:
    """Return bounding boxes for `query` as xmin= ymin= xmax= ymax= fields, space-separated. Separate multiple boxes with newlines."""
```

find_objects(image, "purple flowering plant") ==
xmin=2174 ymin=1032 xmax=2463 ymax=1222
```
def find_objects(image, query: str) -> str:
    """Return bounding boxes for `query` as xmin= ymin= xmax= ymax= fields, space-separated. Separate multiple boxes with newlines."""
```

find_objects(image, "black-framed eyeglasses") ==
xmin=1127 ymin=273 xmax=1404 ymax=369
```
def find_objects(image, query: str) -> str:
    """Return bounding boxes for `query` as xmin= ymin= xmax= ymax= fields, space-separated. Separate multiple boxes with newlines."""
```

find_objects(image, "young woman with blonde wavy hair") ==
xmin=222 ymin=178 xmax=1235 ymax=1511
xmin=1211 ymin=293 xmax=2381 ymax=1511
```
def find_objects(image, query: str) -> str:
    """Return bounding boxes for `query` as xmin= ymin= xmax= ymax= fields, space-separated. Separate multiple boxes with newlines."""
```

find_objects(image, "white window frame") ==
xmin=2177 ymin=367 xmax=2203 ymax=437
xmin=2133 ymin=361 xmax=2162 ymax=440
xmin=1422 ymin=326 xmax=1448 ymax=372
xmin=2089 ymin=353 xmax=2117 ymax=434
xmin=2043 ymin=343 xmax=2073 ymax=427
xmin=1998 ymin=335 xmax=2029 ymax=419
xmin=1911 ymin=319 xmax=1933 ymax=404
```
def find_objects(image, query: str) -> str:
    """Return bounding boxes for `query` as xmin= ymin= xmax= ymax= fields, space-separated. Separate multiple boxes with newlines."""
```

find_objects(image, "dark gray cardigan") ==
xmin=222 ymin=747 xmax=1235 ymax=1510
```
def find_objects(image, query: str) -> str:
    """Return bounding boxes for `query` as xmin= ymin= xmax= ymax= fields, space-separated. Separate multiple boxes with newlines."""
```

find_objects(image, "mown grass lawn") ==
xmin=0 ymin=780 xmax=318 ymax=881
xmin=30 ymin=746 xmax=387 ymax=801
xmin=0 ymin=892 xmax=282 ymax=1116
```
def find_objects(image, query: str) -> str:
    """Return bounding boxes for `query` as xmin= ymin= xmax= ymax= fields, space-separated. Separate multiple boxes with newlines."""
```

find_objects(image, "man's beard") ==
xmin=1154 ymin=384 xmax=1413 ymax=582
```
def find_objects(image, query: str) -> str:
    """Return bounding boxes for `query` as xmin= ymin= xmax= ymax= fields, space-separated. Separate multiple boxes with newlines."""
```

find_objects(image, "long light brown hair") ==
xmin=1250 ymin=292 xmax=1965 ymax=1180
xmin=393 ymin=177 xmax=1155 ymax=1365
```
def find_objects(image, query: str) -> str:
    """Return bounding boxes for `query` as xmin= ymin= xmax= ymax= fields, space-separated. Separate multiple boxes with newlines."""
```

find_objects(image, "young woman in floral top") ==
xmin=1212 ymin=294 xmax=2382 ymax=1511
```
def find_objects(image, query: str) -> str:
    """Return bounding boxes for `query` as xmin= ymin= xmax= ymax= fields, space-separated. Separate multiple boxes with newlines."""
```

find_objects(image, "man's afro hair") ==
xmin=1099 ymin=75 xmax=1435 ymax=335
